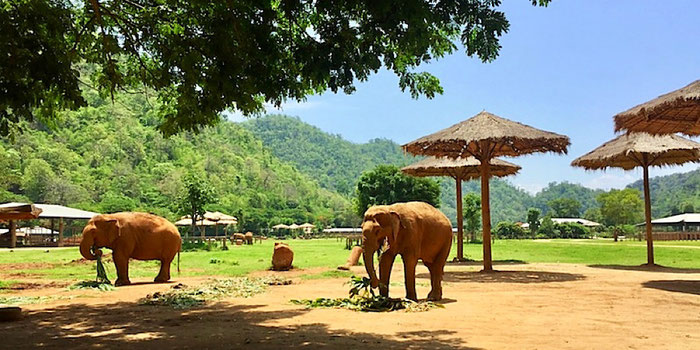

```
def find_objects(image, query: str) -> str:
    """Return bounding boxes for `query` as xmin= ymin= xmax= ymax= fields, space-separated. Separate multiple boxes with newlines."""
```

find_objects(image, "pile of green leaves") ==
xmin=69 ymin=281 xmax=116 ymax=292
xmin=291 ymin=276 xmax=443 ymax=313
xmin=95 ymin=256 xmax=111 ymax=284
xmin=140 ymin=276 xmax=291 ymax=309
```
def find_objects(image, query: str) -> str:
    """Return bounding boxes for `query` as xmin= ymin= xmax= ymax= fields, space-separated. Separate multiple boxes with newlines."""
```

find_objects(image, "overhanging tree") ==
xmin=2 ymin=0 xmax=550 ymax=136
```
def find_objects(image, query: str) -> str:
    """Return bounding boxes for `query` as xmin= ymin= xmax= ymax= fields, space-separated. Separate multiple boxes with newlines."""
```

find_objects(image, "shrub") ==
xmin=554 ymin=223 xmax=591 ymax=239
xmin=493 ymin=221 xmax=527 ymax=239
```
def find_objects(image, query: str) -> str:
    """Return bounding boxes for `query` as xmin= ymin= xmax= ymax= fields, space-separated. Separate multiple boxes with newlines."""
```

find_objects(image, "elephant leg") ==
xmin=155 ymin=255 xmax=174 ymax=283
xmin=426 ymin=245 xmax=450 ymax=301
xmin=113 ymin=253 xmax=131 ymax=286
xmin=402 ymin=255 xmax=419 ymax=301
xmin=426 ymin=262 xmax=444 ymax=301
xmin=378 ymin=252 xmax=396 ymax=297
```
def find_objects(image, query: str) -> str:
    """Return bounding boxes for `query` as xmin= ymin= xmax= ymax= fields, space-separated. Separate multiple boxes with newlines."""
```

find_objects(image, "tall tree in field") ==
xmin=548 ymin=198 xmax=581 ymax=218
xmin=597 ymin=189 xmax=644 ymax=226
xmin=463 ymin=193 xmax=481 ymax=241
xmin=355 ymin=165 xmax=440 ymax=216
xmin=1 ymin=0 xmax=550 ymax=135
xmin=526 ymin=208 xmax=541 ymax=238
xmin=177 ymin=173 xmax=217 ymax=237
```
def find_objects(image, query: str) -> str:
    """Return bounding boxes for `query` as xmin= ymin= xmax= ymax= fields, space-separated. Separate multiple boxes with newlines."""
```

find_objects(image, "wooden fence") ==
xmin=652 ymin=232 xmax=700 ymax=241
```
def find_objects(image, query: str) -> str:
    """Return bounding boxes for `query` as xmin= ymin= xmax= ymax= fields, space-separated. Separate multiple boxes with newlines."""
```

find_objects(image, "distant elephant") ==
xmin=232 ymin=233 xmax=245 ymax=242
xmin=244 ymin=232 xmax=254 ymax=245
xmin=80 ymin=212 xmax=181 ymax=286
xmin=362 ymin=202 xmax=452 ymax=301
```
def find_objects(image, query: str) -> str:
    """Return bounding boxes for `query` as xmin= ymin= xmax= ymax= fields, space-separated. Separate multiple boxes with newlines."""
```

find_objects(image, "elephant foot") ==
xmin=115 ymin=278 xmax=131 ymax=287
xmin=154 ymin=274 xmax=171 ymax=283
xmin=405 ymin=293 xmax=418 ymax=302
xmin=427 ymin=289 xmax=442 ymax=301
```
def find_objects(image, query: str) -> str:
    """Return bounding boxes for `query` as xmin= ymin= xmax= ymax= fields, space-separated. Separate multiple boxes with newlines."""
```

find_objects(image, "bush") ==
xmin=554 ymin=223 xmax=591 ymax=239
xmin=493 ymin=221 xmax=527 ymax=239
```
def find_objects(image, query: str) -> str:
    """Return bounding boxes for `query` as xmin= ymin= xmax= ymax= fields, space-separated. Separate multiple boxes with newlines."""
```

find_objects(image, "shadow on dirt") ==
xmin=446 ymin=259 xmax=526 ymax=266
xmin=642 ymin=280 xmax=700 ymax=296
xmin=420 ymin=270 xmax=585 ymax=284
xmin=589 ymin=264 xmax=700 ymax=274
xmin=0 ymin=301 xmax=481 ymax=349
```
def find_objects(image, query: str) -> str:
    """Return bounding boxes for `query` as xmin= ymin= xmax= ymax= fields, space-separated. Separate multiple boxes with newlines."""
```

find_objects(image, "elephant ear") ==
xmin=386 ymin=211 xmax=407 ymax=253
xmin=94 ymin=216 xmax=121 ymax=246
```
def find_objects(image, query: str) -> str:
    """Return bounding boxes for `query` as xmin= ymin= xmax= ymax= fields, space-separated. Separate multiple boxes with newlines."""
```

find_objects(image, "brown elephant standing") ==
xmin=362 ymin=202 xmax=452 ymax=301
xmin=80 ymin=212 xmax=181 ymax=286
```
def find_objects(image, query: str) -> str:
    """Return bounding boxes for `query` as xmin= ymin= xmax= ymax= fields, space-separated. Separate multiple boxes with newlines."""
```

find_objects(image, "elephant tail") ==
xmin=177 ymin=237 xmax=181 ymax=275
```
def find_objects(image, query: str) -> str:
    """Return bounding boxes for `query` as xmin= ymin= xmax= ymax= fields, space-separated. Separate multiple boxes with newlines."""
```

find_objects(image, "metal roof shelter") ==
xmin=551 ymin=218 xmax=602 ymax=227
xmin=0 ymin=203 xmax=99 ymax=248
xmin=648 ymin=213 xmax=700 ymax=226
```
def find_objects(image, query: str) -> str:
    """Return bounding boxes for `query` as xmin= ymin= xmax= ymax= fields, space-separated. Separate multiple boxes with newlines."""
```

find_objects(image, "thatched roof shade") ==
xmin=401 ymin=156 xmax=520 ymax=179
xmin=571 ymin=133 xmax=700 ymax=170
xmin=402 ymin=111 xmax=570 ymax=158
xmin=0 ymin=203 xmax=42 ymax=221
xmin=272 ymin=224 xmax=289 ymax=230
xmin=614 ymin=80 xmax=700 ymax=135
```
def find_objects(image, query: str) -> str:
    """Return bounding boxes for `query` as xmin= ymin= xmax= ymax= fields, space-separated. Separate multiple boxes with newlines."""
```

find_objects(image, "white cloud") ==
xmin=583 ymin=173 xmax=637 ymax=190
xmin=515 ymin=183 xmax=545 ymax=195
xmin=223 ymin=100 xmax=323 ymax=122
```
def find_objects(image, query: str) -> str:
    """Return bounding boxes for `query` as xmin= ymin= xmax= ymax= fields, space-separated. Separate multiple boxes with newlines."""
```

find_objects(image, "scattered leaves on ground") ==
xmin=291 ymin=276 xmax=444 ymax=312
xmin=140 ymin=276 xmax=292 ymax=309
xmin=69 ymin=281 xmax=116 ymax=292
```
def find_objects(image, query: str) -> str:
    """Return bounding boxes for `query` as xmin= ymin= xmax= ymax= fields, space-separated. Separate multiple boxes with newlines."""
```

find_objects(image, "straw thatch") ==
xmin=204 ymin=211 xmax=238 ymax=223
xmin=571 ymin=133 xmax=700 ymax=170
xmin=174 ymin=217 xmax=218 ymax=226
xmin=401 ymin=156 xmax=520 ymax=179
xmin=572 ymin=132 xmax=700 ymax=266
xmin=614 ymin=80 xmax=700 ymax=135
xmin=402 ymin=111 xmax=570 ymax=158
xmin=0 ymin=203 xmax=42 ymax=221
xmin=272 ymin=224 xmax=290 ymax=230
xmin=298 ymin=223 xmax=315 ymax=229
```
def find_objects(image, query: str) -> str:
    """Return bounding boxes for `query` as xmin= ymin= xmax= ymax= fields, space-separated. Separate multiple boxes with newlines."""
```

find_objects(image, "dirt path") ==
xmin=1 ymin=263 xmax=699 ymax=349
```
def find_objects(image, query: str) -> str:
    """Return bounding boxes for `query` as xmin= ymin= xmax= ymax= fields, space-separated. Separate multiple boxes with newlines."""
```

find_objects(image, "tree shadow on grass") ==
xmin=419 ymin=270 xmax=585 ymax=284
xmin=589 ymin=264 xmax=700 ymax=274
xmin=642 ymin=280 xmax=700 ymax=296
xmin=0 ymin=301 xmax=481 ymax=349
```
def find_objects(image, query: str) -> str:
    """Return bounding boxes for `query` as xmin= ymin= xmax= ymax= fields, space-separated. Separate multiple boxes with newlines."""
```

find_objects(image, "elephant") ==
xmin=244 ymin=232 xmax=254 ymax=245
xmin=80 ymin=212 xmax=181 ymax=286
xmin=361 ymin=201 xmax=452 ymax=301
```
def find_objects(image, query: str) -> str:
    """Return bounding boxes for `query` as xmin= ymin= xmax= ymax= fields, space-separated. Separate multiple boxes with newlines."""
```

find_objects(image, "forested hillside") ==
xmin=627 ymin=168 xmax=700 ymax=218
xmin=242 ymin=115 xmax=413 ymax=195
xmin=0 ymin=85 xmax=356 ymax=231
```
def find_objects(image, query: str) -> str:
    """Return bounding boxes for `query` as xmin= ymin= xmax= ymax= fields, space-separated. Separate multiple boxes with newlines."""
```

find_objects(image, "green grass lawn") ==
xmin=1 ymin=238 xmax=699 ymax=285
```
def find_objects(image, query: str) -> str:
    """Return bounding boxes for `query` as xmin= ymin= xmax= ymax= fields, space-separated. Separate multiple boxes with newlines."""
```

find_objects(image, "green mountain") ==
xmin=627 ymin=168 xmax=700 ymax=218
xmin=0 ymin=88 xmax=356 ymax=232
xmin=242 ymin=114 xmax=413 ymax=195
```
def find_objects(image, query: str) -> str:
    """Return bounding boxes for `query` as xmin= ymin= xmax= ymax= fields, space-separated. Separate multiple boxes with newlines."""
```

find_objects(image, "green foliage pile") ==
xmin=291 ymin=276 xmax=443 ymax=312
xmin=69 ymin=281 xmax=116 ymax=292
xmin=355 ymin=165 xmax=441 ymax=216
xmin=141 ymin=277 xmax=291 ymax=309
xmin=0 ymin=80 xmax=355 ymax=231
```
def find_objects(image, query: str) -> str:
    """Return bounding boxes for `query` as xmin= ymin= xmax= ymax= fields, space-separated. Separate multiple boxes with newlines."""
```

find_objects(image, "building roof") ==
xmin=0 ymin=202 xmax=99 ymax=219
xmin=322 ymin=228 xmax=362 ymax=234
xmin=551 ymin=218 xmax=602 ymax=227
xmin=650 ymin=213 xmax=700 ymax=225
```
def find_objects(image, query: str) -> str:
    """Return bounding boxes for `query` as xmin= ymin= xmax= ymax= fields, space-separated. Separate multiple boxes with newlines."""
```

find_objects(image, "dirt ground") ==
xmin=1 ymin=262 xmax=699 ymax=349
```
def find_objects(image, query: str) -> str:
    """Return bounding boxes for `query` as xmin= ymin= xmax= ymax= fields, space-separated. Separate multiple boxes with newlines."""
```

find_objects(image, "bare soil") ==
xmin=1 ymin=263 xmax=699 ymax=349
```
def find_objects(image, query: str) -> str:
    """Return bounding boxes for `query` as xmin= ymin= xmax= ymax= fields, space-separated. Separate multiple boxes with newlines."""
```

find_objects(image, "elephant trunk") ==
xmin=80 ymin=231 xmax=99 ymax=260
xmin=362 ymin=244 xmax=379 ymax=289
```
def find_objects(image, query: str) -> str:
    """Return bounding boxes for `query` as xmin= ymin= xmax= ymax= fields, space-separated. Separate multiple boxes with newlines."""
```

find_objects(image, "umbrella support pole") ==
xmin=642 ymin=162 xmax=655 ymax=265
xmin=455 ymin=175 xmax=465 ymax=261
xmin=480 ymin=161 xmax=493 ymax=272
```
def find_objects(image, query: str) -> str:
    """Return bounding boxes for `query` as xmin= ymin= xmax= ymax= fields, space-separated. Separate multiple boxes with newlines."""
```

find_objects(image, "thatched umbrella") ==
xmin=403 ymin=111 xmax=569 ymax=271
xmin=572 ymin=132 xmax=700 ymax=265
xmin=614 ymin=80 xmax=700 ymax=135
xmin=401 ymin=156 xmax=520 ymax=261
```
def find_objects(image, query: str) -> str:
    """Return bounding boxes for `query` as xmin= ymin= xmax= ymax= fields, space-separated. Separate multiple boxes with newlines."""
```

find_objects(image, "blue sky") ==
xmin=234 ymin=0 xmax=700 ymax=194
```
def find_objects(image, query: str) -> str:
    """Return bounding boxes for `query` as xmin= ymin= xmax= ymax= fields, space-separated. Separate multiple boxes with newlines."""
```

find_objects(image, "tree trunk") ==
xmin=9 ymin=220 xmax=16 ymax=248
xmin=58 ymin=218 xmax=64 ymax=247
xmin=642 ymin=162 xmax=654 ymax=265
xmin=480 ymin=159 xmax=493 ymax=272
xmin=456 ymin=175 xmax=464 ymax=261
